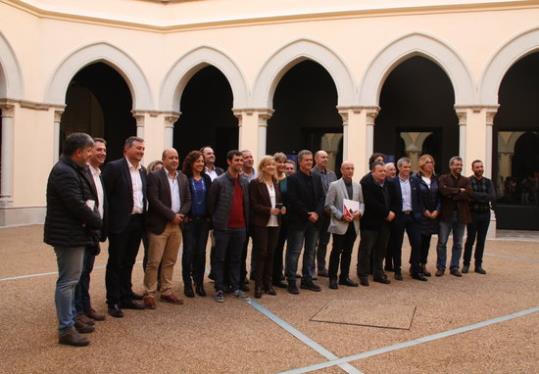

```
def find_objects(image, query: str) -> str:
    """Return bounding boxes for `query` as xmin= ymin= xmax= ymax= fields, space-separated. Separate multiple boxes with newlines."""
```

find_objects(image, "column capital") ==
xmin=163 ymin=111 xmax=181 ymax=128
xmin=0 ymin=99 xmax=16 ymax=117
xmin=53 ymin=109 xmax=64 ymax=123
xmin=233 ymin=108 xmax=274 ymax=121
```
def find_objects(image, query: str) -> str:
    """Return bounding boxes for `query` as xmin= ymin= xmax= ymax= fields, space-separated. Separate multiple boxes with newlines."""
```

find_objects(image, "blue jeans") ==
xmin=436 ymin=212 xmax=465 ymax=271
xmin=54 ymin=246 xmax=84 ymax=332
xmin=213 ymin=228 xmax=246 ymax=292
xmin=286 ymin=223 xmax=319 ymax=283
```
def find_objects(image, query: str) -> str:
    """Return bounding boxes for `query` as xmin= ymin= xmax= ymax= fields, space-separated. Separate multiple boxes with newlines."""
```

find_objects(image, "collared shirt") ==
xmin=167 ymin=171 xmax=181 ymax=213
xmin=205 ymin=167 xmax=219 ymax=181
xmin=470 ymin=176 xmax=492 ymax=213
xmin=266 ymin=182 xmax=279 ymax=227
xmin=243 ymin=169 xmax=257 ymax=182
xmin=89 ymin=164 xmax=104 ymax=219
xmin=126 ymin=158 xmax=144 ymax=214
xmin=399 ymin=176 xmax=412 ymax=212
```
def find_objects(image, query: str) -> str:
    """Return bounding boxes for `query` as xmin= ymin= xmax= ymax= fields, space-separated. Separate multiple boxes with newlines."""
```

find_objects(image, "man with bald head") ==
xmin=143 ymin=148 xmax=191 ymax=309
xmin=312 ymin=150 xmax=337 ymax=277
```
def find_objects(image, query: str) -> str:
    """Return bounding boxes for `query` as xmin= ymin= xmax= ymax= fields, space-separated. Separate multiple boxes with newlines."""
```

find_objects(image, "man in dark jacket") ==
xmin=436 ymin=156 xmax=472 ymax=277
xmin=103 ymin=136 xmax=147 ymax=317
xmin=44 ymin=132 xmax=102 ymax=347
xmin=286 ymin=150 xmax=325 ymax=294
xmin=208 ymin=150 xmax=250 ymax=303
xmin=357 ymin=161 xmax=396 ymax=286
xmin=143 ymin=148 xmax=191 ymax=309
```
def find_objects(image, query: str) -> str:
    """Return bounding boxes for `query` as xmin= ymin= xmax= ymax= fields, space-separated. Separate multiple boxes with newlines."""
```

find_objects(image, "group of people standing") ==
xmin=44 ymin=132 xmax=495 ymax=347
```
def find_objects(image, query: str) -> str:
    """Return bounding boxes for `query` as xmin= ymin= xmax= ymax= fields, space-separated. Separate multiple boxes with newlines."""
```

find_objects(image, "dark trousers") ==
xmin=182 ymin=218 xmax=210 ymax=286
xmin=315 ymin=214 xmax=331 ymax=272
xmin=388 ymin=214 xmax=420 ymax=274
xmin=328 ymin=224 xmax=357 ymax=280
xmin=74 ymin=246 xmax=97 ymax=314
xmin=254 ymin=226 xmax=280 ymax=289
xmin=464 ymin=211 xmax=490 ymax=267
xmin=419 ymin=233 xmax=432 ymax=265
xmin=272 ymin=220 xmax=288 ymax=283
xmin=105 ymin=214 xmax=143 ymax=306
xmin=213 ymin=228 xmax=246 ymax=292
xmin=357 ymin=224 xmax=390 ymax=280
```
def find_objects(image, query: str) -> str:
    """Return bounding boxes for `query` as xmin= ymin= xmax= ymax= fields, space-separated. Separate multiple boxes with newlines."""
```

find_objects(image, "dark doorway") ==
xmin=267 ymin=60 xmax=343 ymax=173
xmin=173 ymin=66 xmax=238 ymax=169
xmin=61 ymin=62 xmax=136 ymax=160
xmin=494 ymin=52 xmax=539 ymax=229
xmin=374 ymin=56 xmax=459 ymax=174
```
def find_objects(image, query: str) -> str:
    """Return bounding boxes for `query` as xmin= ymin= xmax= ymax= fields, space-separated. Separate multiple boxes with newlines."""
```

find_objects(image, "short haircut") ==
xmin=200 ymin=146 xmax=212 ymax=153
xmin=369 ymin=153 xmax=385 ymax=168
xmin=297 ymin=149 xmax=312 ymax=163
xmin=63 ymin=132 xmax=94 ymax=157
xmin=371 ymin=160 xmax=385 ymax=171
xmin=286 ymin=159 xmax=296 ymax=167
xmin=93 ymin=137 xmax=107 ymax=146
xmin=273 ymin=152 xmax=287 ymax=163
xmin=472 ymin=159 xmax=483 ymax=167
xmin=449 ymin=156 xmax=463 ymax=166
xmin=161 ymin=148 xmax=178 ymax=160
xmin=124 ymin=136 xmax=144 ymax=148
xmin=397 ymin=157 xmax=411 ymax=169
xmin=226 ymin=149 xmax=242 ymax=161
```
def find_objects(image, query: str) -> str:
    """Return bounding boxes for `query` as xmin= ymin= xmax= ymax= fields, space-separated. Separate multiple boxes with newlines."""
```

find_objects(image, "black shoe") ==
xmin=264 ymin=287 xmax=277 ymax=296
xmin=373 ymin=277 xmax=391 ymax=284
xmin=394 ymin=272 xmax=403 ymax=281
xmin=240 ymin=284 xmax=250 ymax=292
xmin=300 ymin=282 xmax=322 ymax=292
xmin=120 ymin=300 xmax=145 ymax=310
xmin=254 ymin=287 xmax=263 ymax=299
xmin=450 ymin=268 xmax=462 ymax=277
xmin=339 ymin=278 xmax=359 ymax=287
xmin=288 ymin=282 xmax=299 ymax=295
xmin=74 ymin=320 xmax=95 ymax=334
xmin=195 ymin=284 xmax=207 ymax=297
xmin=184 ymin=285 xmax=195 ymax=298
xmin=329 ymin=279 xmax=338 ymax=289
xmin=462 ymin=264 xmax=470 ymax=274
xmin=359 ymin=278 xmax=370 ymax=287
xmin=435 ymin=269 xmax=445 ymax=277
xmin=208 ymin=272 xmax=215 ymax=281
xmin=475 ymin=267 xmax=487 ymax=275
xmin=411 ymin=273 xmax=428 ymax=281
xmin=108 ymin=304 xmax=124 ymax=318
xmin=273 ymin=280 xmax=288 ymax=289
xmin=59 ymin=327 xmax=90 ymax=347
xmin=129 ymin=292 xmax=144 ymax=300
xmin=421 ymin=264 xmax=431 ymax=277
xmin=318 ymin=269 xmax=329 ymax=277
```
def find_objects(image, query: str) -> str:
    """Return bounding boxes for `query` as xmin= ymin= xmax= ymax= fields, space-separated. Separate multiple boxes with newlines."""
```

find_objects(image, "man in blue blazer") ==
xmin=102 ymin=136 xmax=147 ymax=317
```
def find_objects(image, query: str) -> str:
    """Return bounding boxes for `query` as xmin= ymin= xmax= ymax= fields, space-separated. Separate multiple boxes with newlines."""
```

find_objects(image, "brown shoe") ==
xmin=85 ymin=308 xmax=105 ymax=321
xmin=160 ymin=294 xmax=184 ymax=305
xmin=76 ymin=313 xmax=95 ymax=326
xmin=59 ymin=327 xmax=89 ymax=347
xmin=143 ymin=295 xmax=156 ymax=309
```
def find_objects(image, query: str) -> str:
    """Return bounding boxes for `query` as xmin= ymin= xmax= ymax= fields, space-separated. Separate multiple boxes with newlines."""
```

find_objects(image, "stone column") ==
xmin=53 ymin=109 xmax=64 ymax=164
xmin=456 ymin=108 xmax=468 ymax=164
xmin=164 ymin=113 xmax=180 ymax=149
xmin=132 ymin=111 xmax=146 ymax=139
xmin=234 ymin=108 xmax=273 ymax=160
xmin=485 ymin=107 xmax=498 ymax=179
xmin=0 ymin=101 xmax=15 ymax=205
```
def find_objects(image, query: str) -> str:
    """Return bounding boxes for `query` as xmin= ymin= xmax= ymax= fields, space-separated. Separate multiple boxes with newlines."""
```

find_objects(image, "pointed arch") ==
xmin=45 ymin=42 xmax=153 ymax=110
xmin=480 ymin=28 xmax=539 ymax=105
xmin=359 ymin=33 xmax=475 ymax=107
xmin=159 ymin=46 xmax=248 ymax=112
xmin=251 ymin=39 xmax=356 ymax=108
xmin=0 ymin=32 xmax=23 ymax=99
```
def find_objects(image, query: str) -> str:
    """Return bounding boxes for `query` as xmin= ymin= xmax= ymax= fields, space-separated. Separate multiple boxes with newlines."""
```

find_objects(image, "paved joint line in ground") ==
xmin=281 ymin=305 xmax=539 ymax=374
xmin=246 ymin=299 xmax=363 ymax=374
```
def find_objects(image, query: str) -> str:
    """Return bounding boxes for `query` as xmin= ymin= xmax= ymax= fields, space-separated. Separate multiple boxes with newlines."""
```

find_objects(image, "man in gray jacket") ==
xmin=208 ymin=150 xmax=250 ymax=303
xmin=325 ymin=161 xmax=364 ymax=289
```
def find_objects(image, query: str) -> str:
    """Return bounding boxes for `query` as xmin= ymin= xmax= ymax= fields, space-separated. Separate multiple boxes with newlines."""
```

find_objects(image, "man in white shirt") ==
xmin=201 ymin=146 xmax=224 ymax=181
xmin=75 ymin=138 xmax=107 ymax=326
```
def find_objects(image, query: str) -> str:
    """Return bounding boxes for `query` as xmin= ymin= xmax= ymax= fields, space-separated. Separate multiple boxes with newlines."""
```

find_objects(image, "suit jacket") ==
xmin=388 ymin=176 xmax=421 ymax=222
xmin=146 ymin=168 xmax=192 ymax=235
xmin=249 ymin=179 xmax=283 ymax=227
xmin=102 ymin=158 xmax=147 ymax=234
xmin=360 ymin=173 xmax=392 ymax=230
xmin=325 ymin=178 xmax=364 ymax=235
xmin=287 ymin=170 xmax=325 ymax=230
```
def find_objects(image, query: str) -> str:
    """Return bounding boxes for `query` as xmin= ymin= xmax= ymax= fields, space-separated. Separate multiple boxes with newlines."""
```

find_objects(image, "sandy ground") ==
xmin=0 ymin=225 xmax=537 ymax=374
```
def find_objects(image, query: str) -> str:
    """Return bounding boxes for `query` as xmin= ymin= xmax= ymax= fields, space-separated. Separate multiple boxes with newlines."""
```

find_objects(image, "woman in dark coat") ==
xmin=413 ymin=154 xmax=441 ymax=277
xmin=182 ymin=151 xmax=212 ymax=297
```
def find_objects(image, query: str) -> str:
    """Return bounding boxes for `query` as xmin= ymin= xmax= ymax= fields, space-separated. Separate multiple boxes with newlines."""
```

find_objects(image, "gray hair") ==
xmin=371 ymin=160 xmax=385 ymax=171
xmin=297 ymin=149 xmax=313 ymax=163
xmin=124 ymin=136 xmax=144 ymax=148
xmin=449 ymin=156 xmax=463 ymax=166
xmin=397 ymin=157 xmax=411 ymax=169
xmin=63 ymin=132 xmax=94 ymax=157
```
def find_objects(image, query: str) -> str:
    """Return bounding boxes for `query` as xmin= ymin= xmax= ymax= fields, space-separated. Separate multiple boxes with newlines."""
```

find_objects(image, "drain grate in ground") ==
xmin=310 ymin=300 xmax=416 ymax=330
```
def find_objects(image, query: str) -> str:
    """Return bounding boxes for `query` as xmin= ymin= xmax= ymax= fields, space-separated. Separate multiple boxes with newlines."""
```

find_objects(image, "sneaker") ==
xmin=214 ymin=290 xmax=225 ymax=303
xmin=234 ymin=289 xmax=248 ymax=299
xmin=59 ymin=327 xmax=89 ymax=347
xmin=462 ymin=264 xmax=470 ymax=274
